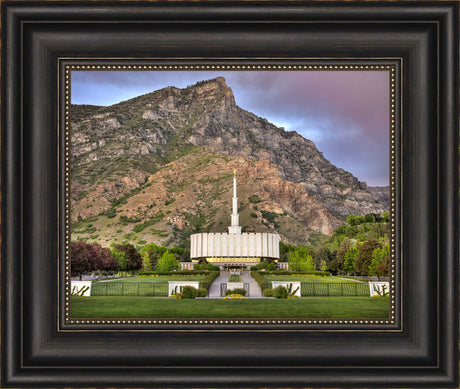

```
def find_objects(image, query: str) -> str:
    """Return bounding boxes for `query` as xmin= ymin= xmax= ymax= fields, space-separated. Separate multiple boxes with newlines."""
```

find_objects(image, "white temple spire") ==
xmin=228 ymin=169 xmax=242 ymax=234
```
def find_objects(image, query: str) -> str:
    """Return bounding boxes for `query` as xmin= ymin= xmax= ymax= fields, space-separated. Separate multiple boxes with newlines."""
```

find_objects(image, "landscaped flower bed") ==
xmin=222 ymin=294 xmax=247 ymax=299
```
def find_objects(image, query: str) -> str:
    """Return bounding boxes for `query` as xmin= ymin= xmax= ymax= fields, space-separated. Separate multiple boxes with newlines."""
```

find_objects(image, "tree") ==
xmin=288 ymin=247 xmax=315 ymax=272
xmin=93 ymin=243 xmax=118 ymax=272
xmin=346 ymin=215 xmax=357 ymax=226
xmin=71 ymin=241 xmax=115 ymax=279
xmin=279 ymin=242 xmax=297 ymax=262
xmin=114 ymin=243 xmax=143 ymax=271
xmin=156 ymin=251 xmax=180 ymax=272
xmin=354 ymin=240 xmax=382 ymax=275
xmin=111 ymin=248 xmax=128 ymax=271
xmin=344 ymin=246 xmax=358 ymax=275
xmin=179 ymin=248 xmax=191 ymax=262
xmin=364 ymin=214 xmax=376 ymax=223
xmin=314 ymin=247 xmax=332 ymax=270
xmin=346 ymin=215 xmax=365 ymax=226
xmin=376 ymin=255 xmax=390 ymax=279
xmin=71 ymin=241 xmax=96 ymax=280
xmin=140 ymin=244 xmax=165 ymax=271
xmin=320 ymin=260 xmax=328 ymax=271
xmin=369 ymin=244 xmax=390 ymax=279
xmin=337 ymin=239 xmax=352 ymax=270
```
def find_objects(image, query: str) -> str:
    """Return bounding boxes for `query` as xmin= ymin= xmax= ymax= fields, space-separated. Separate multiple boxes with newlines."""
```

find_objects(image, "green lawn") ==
xmin=264 ymin=276 xmax=360 ymax=283
xmin=228 ymin=274 xmax=242 ymax=282
xmin=91 ymin=276 xmax=206 ymax=297
xmin=71 ymin=296 xmax=389 ymax=318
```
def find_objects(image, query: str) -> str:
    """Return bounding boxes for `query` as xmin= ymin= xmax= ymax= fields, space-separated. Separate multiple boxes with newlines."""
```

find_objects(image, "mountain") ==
xmin=70 ymin=77 xmax=388 ymax=248
xmin=368 ymin=186 xmax=390 ymax=206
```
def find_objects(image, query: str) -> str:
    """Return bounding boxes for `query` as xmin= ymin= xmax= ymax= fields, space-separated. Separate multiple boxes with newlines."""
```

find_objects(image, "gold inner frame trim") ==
xmin=62 ymin=61 xmax=399 ymax=329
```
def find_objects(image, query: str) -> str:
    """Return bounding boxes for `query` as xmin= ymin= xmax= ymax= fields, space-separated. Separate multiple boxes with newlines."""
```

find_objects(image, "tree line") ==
xmin=279 ymin=212 xmax=390 ymax=278
xmin=70 ymin=241 xmax=189 ymax=280
xmin=71 ymin=212 xmax=390 ymax=279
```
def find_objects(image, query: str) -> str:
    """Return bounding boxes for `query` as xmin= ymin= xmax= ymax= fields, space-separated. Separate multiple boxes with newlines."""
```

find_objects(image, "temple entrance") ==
xmin=222 ymin=265 xmax=246 ymax=272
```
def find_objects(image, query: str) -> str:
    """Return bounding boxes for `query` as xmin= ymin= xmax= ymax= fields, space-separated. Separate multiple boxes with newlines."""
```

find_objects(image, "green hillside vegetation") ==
xmin=71 ymin=148 xmax=336 ymax=249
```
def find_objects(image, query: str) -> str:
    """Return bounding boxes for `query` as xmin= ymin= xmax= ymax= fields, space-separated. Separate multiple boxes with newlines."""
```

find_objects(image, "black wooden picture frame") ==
xmin=1 ymin=1 xmax=458 ymax=387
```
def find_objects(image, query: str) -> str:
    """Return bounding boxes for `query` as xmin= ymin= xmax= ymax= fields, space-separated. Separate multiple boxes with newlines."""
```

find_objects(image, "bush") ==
xmin=262 ymin=270 xmax=330 ymax=277
xmin=194 ymin=262 xmax=219 ymax=271
xmin=248 ymin=195 xmax=262 ymax=203
xmin=139 ymin=270 xmax=212 ymax=276
xmin=273 ymin=285 xmax=288 ymax=299
xmin=263 ymin=288 xmax=274 ymax=297
xmin=226 ymin=288 xmax=246 ymax=296
xmin=196 ymin=287 xmax=208 ymax=297
xmin=181 ymin=286 xmax=197 ymax=299
xmin=266 ymin=263 xmax=277 ymax=271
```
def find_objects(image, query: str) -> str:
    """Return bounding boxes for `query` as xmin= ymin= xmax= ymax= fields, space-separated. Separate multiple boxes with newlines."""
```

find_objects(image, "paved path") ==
xmin=208 ymin=271 xmax=229 ymax=298
xmin=241 ymin=271 xmax=262 ymax=297
xmin=208 ymin=271 xmax=263 ymax=298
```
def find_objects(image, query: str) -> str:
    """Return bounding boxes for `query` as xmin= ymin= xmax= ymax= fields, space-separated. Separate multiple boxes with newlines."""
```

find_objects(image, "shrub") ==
xmin=273 ymin=285 xmax=288 ymax=299
xmin=181 ymin=286 xmax=197 ymax=299
xmin=194 ymin=262 xmax=220 ymax=271
xmin=262 ymin=270 xmax=330 ymax=277
xmin=196 ymin=287 xmax=208 ymax=297
xmin=248 ymin=195 xmax=262 ymax=203
xmin=139 ymin=270 xmax=211 ymax=276
xmin=226 ymin=288 xmax=246 ymax=296
xmin=263 ymin=288 xmax=274 ymax=297
xmin=266 ymin=263 xmax=277 ymax=271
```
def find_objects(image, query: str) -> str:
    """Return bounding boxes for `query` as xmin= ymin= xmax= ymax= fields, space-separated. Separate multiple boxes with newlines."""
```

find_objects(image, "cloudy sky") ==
xmin=71 ymin=70 xmax=389 ymax=186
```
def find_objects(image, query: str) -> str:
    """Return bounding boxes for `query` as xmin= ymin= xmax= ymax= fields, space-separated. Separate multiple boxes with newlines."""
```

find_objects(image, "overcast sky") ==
xmin=71 ymin=70 xmax=389 ymax=186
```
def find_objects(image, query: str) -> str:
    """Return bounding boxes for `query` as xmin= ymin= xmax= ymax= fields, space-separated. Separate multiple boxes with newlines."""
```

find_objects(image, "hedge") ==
xmin=250 ymin=271 xmax=270 ymax=291
xmin=199 ymin=271 xmax=220 ymax=291
xmin=261 ymin=270 xmax=330 ymax=277
xmin=139 ymin=270 xmax=213 ymax=276
xmin=226 ymin=288 xmax=246 ymax=296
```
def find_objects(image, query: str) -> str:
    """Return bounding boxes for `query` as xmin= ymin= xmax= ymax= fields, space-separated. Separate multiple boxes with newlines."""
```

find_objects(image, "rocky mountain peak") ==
xmin=183 ymin=77 xmax=235 ymax=105
xmin=70 ymin=77 xmax=389 ymax=244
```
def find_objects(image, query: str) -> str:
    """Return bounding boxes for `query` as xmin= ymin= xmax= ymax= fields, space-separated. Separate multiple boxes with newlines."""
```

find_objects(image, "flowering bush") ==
xmin=222 ymin=294 xmax=247 ymax=299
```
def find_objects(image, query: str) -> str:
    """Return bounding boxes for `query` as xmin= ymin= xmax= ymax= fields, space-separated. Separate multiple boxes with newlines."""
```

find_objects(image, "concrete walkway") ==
xmin=240 ymin=271 xmax=262 ymax=297
xmin=208 ymin=271 xmax=229 ymax=298
xmin=207 ymin=271 xmax=263 ymax=298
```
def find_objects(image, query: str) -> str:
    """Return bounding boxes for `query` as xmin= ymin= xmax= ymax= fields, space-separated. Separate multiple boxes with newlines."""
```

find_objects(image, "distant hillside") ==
xmin=70 ymin=77 xmax=388 ymax=247
xmin=368 ymin=186 xmax=390 ymax=206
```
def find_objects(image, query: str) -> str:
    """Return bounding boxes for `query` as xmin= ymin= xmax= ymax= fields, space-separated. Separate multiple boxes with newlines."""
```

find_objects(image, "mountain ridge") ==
xmin=70 ymin=77 xmax=388 ymax=247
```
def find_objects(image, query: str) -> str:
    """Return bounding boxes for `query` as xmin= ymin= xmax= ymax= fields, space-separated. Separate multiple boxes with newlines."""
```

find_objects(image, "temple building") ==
xmin=190 ymin=171 xmax=280 ymax=270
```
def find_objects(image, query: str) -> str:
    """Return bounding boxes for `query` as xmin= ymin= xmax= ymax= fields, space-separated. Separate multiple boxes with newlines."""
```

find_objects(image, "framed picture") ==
xmin=2 ymin=1 xmax=458 ymax=388
xmin=67 ymin=66 xmax=395 ymax=324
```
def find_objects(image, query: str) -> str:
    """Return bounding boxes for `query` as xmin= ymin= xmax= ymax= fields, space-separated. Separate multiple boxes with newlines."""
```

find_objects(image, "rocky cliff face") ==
xmin=368 ymin=186 xmax=390 ymax=206
xmin=70 ymin=77 xmax=388 ymax=246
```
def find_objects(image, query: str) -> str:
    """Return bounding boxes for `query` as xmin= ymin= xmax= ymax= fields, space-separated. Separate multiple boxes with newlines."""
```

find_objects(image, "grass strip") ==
xmin=71 ymin=296 xmax=389 ymax=319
